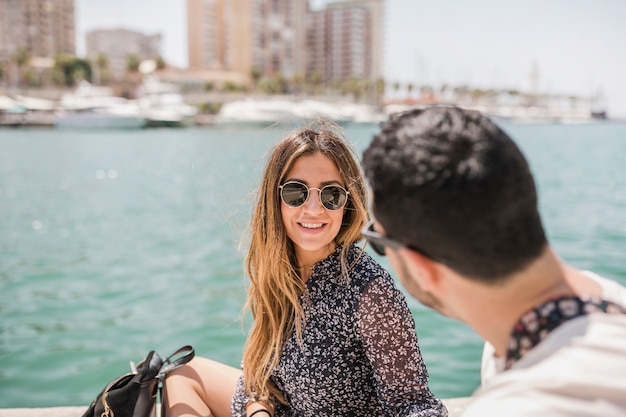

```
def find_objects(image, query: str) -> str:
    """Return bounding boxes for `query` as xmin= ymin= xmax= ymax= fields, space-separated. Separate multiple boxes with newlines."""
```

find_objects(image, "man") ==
xmin=360 ymin=106 xmax=626 ymax=416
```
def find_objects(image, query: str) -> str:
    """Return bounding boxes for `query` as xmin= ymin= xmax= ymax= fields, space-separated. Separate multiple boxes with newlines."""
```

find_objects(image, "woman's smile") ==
xmin=299 ymin=222 xmax=326 ymax=230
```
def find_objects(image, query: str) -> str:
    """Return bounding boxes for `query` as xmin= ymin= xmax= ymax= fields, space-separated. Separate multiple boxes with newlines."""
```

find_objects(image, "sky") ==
xmin=76 ymin=0 xmax=626 ymax=117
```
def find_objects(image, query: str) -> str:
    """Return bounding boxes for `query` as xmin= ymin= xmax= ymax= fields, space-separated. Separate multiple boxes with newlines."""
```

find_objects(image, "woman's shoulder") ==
xmin=346 ymin=245 xmax=413 ymax=314
xmin=346 ymin=244 xmax=394 ymax=287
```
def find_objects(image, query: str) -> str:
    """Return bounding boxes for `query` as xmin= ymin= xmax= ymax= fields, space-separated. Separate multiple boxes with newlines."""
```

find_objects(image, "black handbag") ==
xmin=82 ymin=345 xmax=195 ymax=417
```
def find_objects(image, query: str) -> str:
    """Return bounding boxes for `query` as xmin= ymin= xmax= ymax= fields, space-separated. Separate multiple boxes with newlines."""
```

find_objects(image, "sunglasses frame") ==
xmin=361 ymin=219 xmax=405 ymax=256
xmin=361 ymin=219 xmax=444 ymax=263
xmin=279 ymin=180 xmax=349 ymax=211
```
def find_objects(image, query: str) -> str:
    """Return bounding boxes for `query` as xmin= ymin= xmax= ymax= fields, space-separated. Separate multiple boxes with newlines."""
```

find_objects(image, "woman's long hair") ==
xmin=242 ymin=119 xmax=369 ymax=403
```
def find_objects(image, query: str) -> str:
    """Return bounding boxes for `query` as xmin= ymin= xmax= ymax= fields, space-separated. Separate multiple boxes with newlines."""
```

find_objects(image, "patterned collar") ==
xmin=505 ymin=295 xmax=626 ymax=370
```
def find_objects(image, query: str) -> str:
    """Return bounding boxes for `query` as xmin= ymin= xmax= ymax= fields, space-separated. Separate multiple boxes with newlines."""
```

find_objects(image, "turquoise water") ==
xmin=1 ymin=121 xmax=625 ymax=408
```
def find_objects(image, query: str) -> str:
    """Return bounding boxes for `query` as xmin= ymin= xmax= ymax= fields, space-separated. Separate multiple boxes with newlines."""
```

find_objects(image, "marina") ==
xmin=0 ymin=74 xmax=616 ymax=130
xmin=0 ymin=92 xmax=614 ymax=129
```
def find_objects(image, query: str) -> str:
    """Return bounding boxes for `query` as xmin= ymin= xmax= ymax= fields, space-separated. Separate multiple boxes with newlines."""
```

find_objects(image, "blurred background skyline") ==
xmin=75 ymin=0 xmax=626 ymax=117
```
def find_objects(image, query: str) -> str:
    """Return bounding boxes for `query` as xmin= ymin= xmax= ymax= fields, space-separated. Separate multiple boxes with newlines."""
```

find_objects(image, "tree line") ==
xmin=0 ymin=49 xmax=165 ymax=89
xmin=1 ymin=48 xmax=586 ymax=108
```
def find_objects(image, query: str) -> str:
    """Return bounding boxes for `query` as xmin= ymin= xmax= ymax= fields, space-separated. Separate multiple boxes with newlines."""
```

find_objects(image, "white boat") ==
xmin=136 ymin=76 xmax=198 ymax=128
xmin=215 ymin=98 xmax=299 ymax=127
xmin=56 ymin=105 xmax=148 ymax=129
xmin=293 ymin=99 xmax=354 ymax=124
xmin=55 ymin=81 xmax=147 ymax=129
xmin=0 ymin=94 xmax=58 ymax=126
xmin=215 ymin=98 xmax=375 ymax=126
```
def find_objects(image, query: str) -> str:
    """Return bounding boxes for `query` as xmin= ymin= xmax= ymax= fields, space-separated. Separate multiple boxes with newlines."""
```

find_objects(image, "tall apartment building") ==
xmin=85 ymin=29 xmax=162 ymax=80
xmin=187 ymin=0 xmax=250 ymax=74
xmin=308 ymin=0 xmax=384 ymax=85
xmin=187 ymin=0 xmax=308 ymax=83
xmin=186 ymin=0 xmax=383 ymax=87
xmin=0 ymin=0 xmax=75 ymax=64
xmin=250 ymin=0 xmax=308 ymax=79
xmin=306 ymin=9 xmax=327 ymax=82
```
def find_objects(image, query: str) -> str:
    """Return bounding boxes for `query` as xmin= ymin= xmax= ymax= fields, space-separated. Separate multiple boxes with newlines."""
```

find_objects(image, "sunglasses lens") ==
xmin=370 ymin=241 xmax=386 ymax=256
xmin=320 ymin=186 xmax=348 ymax=210
xmin=281 ymin=182 xmax=308 ymax=207
xmin=365 ymin=223 xmax=386 ymax=256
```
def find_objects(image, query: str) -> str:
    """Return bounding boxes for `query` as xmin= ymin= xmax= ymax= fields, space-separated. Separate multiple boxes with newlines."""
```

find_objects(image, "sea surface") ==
xmin=1 ymin=120 xmax=625 ymax=408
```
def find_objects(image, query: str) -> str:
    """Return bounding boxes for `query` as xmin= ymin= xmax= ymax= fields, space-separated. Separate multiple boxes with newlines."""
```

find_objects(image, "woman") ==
xmin=164 ymin=121 xmax=446 ymax=417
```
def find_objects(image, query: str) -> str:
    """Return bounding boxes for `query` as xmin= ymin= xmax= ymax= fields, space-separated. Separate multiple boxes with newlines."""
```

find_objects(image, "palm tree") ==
xmin=23 ymin=68 xmax=39 ymax=87
xmin=250 ymin=66 xmax=262 ymax=91
xmin=154 ymin=55 xmax=166 ymax=70
xmin=308 ymin=71 xmax=323 ymax=96
xmin=95 ymin=52 xmax=109 ymax=85
xmin=12 ymin=48 xmax=31 ymax=88
xmin=392 ymin=81 xmax=401 ymax=98
xmin=439 ymin=84 xmax=449 ymax=102
xmin=375 ymin=78 xmax=385 ymax=107
xmin=126 ymin=54 xmax=141 ymax=82
xmin=292 ymin=72 xmax=305 ymax=95
xmin=340 ymin=76 xmax=357 ymax=98
xmin=407 ymin=82 xmax=414 ymax=98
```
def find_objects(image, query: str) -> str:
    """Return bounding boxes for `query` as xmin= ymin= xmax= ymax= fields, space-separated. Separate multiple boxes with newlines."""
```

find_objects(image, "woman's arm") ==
xmin=356 ymin=275 xmax=448 ymax=417
xmin=231 ymin=374 xmax=275 ymax=417
xmin=246 ymin=403 xmax=273 ymax=417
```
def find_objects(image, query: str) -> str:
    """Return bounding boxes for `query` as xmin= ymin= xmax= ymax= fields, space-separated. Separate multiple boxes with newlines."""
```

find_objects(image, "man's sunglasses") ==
xmin=361 ymin=219 xmax=405 ymax=256
xmin=279 ymin=181 xmax=349 ymax=211
xmin=361 ymin=219 xmax=444 ymax=263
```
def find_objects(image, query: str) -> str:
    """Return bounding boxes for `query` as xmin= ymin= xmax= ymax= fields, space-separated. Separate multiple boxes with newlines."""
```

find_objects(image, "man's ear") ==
xmin=397 ymin=247 xmax=442 ymax=292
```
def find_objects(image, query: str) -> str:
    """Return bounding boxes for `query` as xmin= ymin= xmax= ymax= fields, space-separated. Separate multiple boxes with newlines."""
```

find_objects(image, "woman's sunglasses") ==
xmin=279 ymin=181 xmax=349 ymax=211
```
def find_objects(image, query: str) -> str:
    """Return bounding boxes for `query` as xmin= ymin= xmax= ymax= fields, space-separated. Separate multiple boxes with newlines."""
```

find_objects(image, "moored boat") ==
xmin=136 ymin=76 xmax=198 ymax=128
xmin=55 ymin=80 xmax=147 ymax=129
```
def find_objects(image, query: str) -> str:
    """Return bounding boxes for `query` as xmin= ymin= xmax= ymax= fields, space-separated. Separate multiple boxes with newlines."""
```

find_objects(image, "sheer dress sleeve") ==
xmin=230 ymin=374 xmax=250 ymax=417
xmin=231 ymin=373 xmax=278 ymax=417
xmin=356 ymin=275 xmax=448 ymax=417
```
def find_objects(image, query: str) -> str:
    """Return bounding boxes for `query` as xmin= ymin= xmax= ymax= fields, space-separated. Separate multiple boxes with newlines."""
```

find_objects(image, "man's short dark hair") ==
xmin=362 ymin=106 xmax=547 ymax=282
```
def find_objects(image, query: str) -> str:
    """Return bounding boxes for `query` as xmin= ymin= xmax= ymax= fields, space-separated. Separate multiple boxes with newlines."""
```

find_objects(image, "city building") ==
xmin=308 ymin=0 xmax=384 ymax=86
xmin=250 ymin=0 xmax=308 ymax=80
xmin=186 ymin=0 xmax=384 ymax=91
xmin=187 ymin=0 xmax=252 ymax=75
xmin=85 ymin=29 xmax=162 ymax=81
xmin=187 ymin=0 xmax=309 ymax=85
xmin=0 ymin=0 xmax=75 ymax=81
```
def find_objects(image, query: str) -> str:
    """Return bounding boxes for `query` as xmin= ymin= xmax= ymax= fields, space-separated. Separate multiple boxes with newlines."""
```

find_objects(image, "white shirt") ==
xmin=466 ymin=314 xmax=626 ymax=416
xmin=480 ymin=271 xmax=626 ymax=385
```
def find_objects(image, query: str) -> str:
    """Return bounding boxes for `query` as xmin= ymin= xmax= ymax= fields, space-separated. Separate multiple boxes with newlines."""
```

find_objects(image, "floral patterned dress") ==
xmin=231 ymin=244 xmax=447 ymax=417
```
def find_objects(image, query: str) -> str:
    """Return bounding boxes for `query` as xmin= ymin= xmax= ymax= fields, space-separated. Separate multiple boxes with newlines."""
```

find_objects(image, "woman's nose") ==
xmin=303 ymin=189 xmax=324 ymax=213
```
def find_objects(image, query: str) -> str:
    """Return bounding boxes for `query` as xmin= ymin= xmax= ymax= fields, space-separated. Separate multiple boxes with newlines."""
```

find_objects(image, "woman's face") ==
xmin=280 ymin=152 xmax=346 ymax=268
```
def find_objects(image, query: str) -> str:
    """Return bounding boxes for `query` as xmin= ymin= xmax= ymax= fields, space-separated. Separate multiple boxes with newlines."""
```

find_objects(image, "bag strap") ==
xmin=159 ymin=345 xmax=195 ymax=377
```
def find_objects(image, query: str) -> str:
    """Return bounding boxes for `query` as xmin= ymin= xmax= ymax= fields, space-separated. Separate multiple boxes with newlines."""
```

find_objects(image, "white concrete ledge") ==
xmin=0 ymin=397 xmax=472 ymax=417
xmin=0 ymin=408 xmax=84 ymax=417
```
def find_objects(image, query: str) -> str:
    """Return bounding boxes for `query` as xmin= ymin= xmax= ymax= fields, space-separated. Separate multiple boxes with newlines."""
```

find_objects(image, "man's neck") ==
xmin=468 ymin=247 xmax=576 ymax=357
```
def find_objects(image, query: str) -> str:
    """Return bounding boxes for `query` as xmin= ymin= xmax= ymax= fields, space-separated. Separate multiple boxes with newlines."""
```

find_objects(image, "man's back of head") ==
xmin=362 ymin=106 xmax=547 ymax=282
